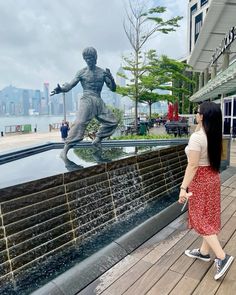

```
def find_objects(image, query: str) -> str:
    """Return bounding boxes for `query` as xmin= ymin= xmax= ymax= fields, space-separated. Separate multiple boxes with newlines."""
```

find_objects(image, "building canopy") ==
xmin=188 ymin=0 xmax=236 ymax=102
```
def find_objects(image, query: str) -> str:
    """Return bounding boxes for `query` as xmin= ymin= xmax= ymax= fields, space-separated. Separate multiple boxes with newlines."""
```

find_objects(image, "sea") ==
xmin=0 ymin=115 xmax=76 ymax=133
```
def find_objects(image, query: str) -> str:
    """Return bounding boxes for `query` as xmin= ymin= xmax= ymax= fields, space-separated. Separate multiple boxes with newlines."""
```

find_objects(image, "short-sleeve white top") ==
xmin=185 ymin=128 xmax=210 ymax=166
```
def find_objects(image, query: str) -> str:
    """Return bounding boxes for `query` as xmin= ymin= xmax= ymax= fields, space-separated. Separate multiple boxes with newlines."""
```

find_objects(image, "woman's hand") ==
xmin=178 ymin=190 xmax=193 ymax=204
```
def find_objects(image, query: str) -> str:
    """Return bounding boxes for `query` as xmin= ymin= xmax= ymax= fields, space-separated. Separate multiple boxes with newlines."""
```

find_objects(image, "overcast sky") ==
xmin=0 ymin=0 xmax=187 ymax=91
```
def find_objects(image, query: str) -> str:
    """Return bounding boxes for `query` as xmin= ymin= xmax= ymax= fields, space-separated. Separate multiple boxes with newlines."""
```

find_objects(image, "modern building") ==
xmin=0 ymin=83 xmax=79 ymax=117
xmin=0 ymin=85 xmax=23 ymax=116
xmin=22 ymin=90 xmax=30 ymax=116
xmin=41 ymin=82 xmax=50 ymax=115
xmin=115 ymin=66 xmax=138 ymax=114
xmin=138 ymin=101 xmax=168 ymax=116
xmin=32 ymin=90 xmax=41 ymax=114
xmin=187 ymin=0 xmax=236 ymax=135
xmin=65 ymin=91 xmax=74 ymax=114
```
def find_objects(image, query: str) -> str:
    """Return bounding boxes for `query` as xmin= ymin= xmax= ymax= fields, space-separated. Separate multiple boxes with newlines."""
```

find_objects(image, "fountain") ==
xmin=0 ymin=140 xmax=190 ymax=294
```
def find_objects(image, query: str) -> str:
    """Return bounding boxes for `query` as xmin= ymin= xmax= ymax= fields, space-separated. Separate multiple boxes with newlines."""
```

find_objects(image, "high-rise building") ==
xmin=65 ymin=91 xmax=73 ymax=113
xmin=0 ymin=92 xmax=6 ymax=115
xmin=0 ymin=85 xmax=22 ymax=115
xmin=22 ymin=90 xmax=30 ymax=116
xmin=41 ymin=82 xmax=50 ymax=115
xmin=116 ymin=65 xmax=126 ymax=87
xmin=187 ymin=0 xmax=236 ymax=135
xmin=32 ymin=90 xmax=41 ymax=114
xmin=115 ymin=66 xmax=134 ymax=112
xmin=0 ymin=85 xmax=46 ymax=116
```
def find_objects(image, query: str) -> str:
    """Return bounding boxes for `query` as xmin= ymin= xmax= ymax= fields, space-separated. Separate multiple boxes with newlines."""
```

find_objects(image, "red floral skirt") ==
xmin=188 ymin=166 xmax=221 ymax=235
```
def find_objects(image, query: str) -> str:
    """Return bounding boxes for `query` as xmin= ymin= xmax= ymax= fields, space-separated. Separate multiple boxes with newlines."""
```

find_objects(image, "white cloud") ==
xmin=0 ymin=0 xmax=187 ymax=90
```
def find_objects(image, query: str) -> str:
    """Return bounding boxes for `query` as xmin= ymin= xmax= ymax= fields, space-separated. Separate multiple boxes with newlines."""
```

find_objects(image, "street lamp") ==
xmin=62 ymin=92 xmax=66 ymax=122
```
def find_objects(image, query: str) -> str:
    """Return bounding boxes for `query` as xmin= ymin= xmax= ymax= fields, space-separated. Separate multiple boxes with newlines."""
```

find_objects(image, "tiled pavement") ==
xmin=0 ymin=131 xmax=61 ymax=153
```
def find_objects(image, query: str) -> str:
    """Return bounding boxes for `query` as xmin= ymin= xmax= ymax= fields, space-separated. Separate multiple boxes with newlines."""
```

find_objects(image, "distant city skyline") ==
xmin=0 ymin=80 xmax=167 ymax=118
xmin=0 ymin=0 xmax=187 ymax=90
xmin=0 ymin=83 xmax=122 ymax=117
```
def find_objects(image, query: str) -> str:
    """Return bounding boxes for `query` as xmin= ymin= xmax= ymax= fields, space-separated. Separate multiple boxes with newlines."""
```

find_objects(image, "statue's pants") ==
xmin=65 ymin=93 xmax=118 ymax=145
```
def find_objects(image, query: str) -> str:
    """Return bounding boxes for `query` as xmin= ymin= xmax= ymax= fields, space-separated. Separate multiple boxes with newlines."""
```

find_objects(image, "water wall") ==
xmin=0 ymin=144 xmax=187 ymax=293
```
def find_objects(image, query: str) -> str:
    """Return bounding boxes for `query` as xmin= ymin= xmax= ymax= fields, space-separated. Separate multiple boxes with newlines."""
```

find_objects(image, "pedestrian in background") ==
xmin=179 ymin=101 xmax=234 ymax=280
xmin=60 ymin=122 xmax=70 ymax=141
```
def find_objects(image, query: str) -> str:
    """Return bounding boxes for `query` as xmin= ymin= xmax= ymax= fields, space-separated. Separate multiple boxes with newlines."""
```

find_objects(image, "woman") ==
xmin=179 ymin=101 xmax=234 ymax=280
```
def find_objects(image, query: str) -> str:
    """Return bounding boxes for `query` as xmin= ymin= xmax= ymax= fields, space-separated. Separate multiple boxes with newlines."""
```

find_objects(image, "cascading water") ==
xmin=0 ymin=142 xmax=188 ymax=294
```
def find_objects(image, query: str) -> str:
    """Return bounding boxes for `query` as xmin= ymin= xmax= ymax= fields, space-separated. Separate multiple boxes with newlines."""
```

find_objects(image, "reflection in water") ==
xmin=63 ymin=158 xmax=84 ymax=172
xmin=62 ymin=145 xmax=167 ymax=171
xmin=61 ymin=147 xmax=114 ymax=171
xmin=92 ymin=150 xmax=112 ymax=163
xmin=73 ymin=146 xmax=126 ymax=163
xmin=59 ymin=149 xmax=84 ymax=171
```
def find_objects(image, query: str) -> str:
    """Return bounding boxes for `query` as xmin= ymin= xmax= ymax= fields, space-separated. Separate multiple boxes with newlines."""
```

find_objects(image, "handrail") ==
xmin=4 ymin=124 xmax=32 ymax=134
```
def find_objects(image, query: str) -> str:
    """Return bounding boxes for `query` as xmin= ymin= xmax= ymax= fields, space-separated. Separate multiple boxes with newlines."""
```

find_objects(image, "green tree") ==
xmin=118 ymin=0 xmax=182 ymax=130
xmin=173 ymin=70 xmax=198 ymax=114
xmin=139 ymin=51 xmax=195 ymax=119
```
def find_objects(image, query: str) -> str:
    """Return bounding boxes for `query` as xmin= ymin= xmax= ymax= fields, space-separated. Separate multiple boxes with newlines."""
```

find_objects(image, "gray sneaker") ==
xmin=185 ymin=248 xmax=211 ymax=262
xmin=214 ymin=254 xmax=234 ymax=280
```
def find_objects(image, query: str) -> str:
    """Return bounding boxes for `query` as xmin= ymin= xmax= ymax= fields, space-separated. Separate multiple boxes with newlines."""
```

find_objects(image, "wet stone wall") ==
xmin=0 ymin=144 xmax=187 ymax=289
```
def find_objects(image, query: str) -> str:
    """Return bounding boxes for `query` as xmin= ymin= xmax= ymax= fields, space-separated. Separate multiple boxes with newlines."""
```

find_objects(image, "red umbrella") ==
xmin=168 ymin=102 xmax=174 ymax=121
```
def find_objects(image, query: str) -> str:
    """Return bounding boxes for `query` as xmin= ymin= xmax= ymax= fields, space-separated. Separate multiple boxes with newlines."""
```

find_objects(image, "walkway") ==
xmin=77 ymin=171 xmax=236 ymax=295
xmin=0 ymin=131 xmax=61 ymax=153
xmin=230 ymin=140 xmax=236 ymax=167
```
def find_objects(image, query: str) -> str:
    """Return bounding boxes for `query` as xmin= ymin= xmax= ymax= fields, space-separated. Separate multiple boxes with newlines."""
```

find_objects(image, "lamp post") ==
xmin=63 ymin=92 xmax=66 ymax=122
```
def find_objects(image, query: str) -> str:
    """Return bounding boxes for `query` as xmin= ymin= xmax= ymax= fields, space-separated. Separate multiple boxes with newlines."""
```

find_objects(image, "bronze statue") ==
xmin=51 ymin=47 xmax=118 ymax=159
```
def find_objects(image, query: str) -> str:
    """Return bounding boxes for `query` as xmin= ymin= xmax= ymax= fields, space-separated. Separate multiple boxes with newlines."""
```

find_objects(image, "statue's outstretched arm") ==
xmin=61 ymin=76 xmax=80 ymax=92
xmin=50 ymin=73 xmax=81 ymax=96
xmin=104 ymin=68 xmax=116 ymax=92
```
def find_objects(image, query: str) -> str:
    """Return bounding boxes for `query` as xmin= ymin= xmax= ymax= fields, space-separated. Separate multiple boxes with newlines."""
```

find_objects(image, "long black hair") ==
xmin=200 ymin=101 xmax=222 ymax=171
